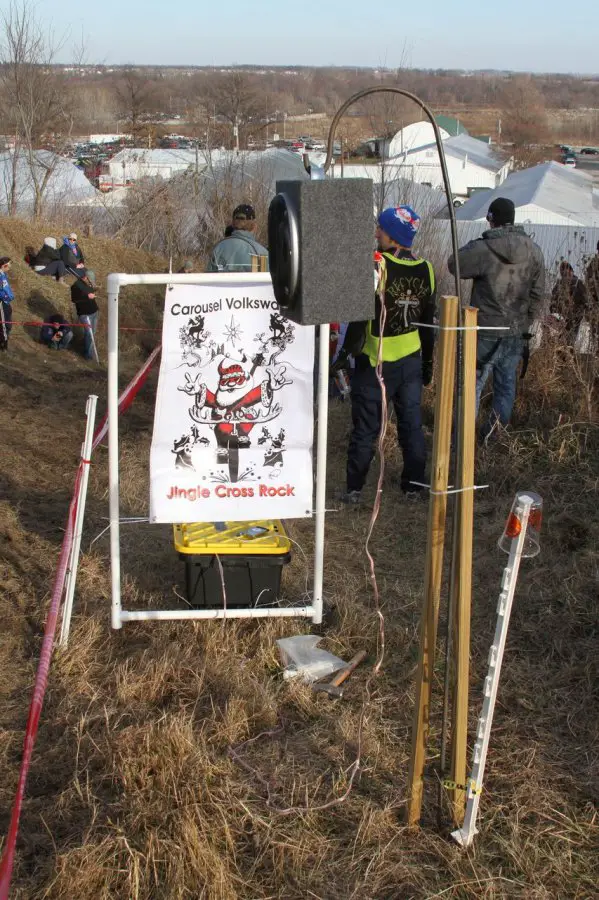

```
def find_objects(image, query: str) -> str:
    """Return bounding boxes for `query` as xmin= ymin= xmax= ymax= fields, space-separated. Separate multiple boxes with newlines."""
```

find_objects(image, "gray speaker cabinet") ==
xmin=268 ymin=178 xmax=375 ymax=326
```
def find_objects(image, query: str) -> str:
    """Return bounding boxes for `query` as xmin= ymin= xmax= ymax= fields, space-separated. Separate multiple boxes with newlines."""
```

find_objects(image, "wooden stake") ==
xmin=450 ymin=306 xmax=478 ymax=826
xmin=251 ymin=255 xmax=268 ymax=273
xmin=407 ymin=295 xmax=458 ymax=827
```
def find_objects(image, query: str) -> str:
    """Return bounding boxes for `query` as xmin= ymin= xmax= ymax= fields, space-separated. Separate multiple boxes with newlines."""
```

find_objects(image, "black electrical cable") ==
xmin=319 ymin=87 xmax=466 ymax=827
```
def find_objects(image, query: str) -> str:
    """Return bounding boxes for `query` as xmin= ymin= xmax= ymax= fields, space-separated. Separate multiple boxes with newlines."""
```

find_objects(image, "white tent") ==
xmin=455 ymin=161 xmax=599 ymax=227
xmin=107 ymin=148 xmax=201 ymax=182
xmin=0 ymin=150 xmax=98 ymax=215
xmin=387 ymin=122 xmax=450 ymax=158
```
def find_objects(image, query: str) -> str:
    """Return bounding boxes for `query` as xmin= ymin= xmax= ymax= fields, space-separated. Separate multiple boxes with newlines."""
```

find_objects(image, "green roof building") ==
xmin=435 ymin=115 xmax=469 ymax=137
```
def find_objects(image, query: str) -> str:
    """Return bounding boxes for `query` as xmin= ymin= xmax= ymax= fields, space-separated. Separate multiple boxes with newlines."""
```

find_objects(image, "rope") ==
xmin=2 ymin=320 xmax=161 ymax=332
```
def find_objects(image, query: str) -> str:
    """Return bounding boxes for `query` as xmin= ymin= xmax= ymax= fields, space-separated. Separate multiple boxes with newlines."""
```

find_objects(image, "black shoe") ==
xmin=339 ymin=489 xmax=362 ymax=506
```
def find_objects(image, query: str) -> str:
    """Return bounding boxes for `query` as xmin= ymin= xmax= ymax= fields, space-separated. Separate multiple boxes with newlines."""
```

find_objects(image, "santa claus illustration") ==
xmin=180 ymin=352 xmax=290 ymax=462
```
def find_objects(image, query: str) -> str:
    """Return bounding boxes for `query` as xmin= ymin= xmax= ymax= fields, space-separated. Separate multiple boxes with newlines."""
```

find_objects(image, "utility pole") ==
xmin=234 ymin=115 xmax=240 ymax=152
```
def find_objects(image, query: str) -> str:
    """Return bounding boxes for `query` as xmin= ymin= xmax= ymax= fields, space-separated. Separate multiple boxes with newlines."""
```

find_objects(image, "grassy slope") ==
xmin=0 ymin=220 xmax=597 ymax=898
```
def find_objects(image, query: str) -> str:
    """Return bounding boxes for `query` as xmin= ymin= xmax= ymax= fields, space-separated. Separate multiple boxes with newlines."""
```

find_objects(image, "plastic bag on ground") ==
xmin=277 ymin=635 xmax=346 ymax=684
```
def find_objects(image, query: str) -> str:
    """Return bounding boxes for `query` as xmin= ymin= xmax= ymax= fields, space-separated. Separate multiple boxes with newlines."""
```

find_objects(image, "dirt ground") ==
xmin=0 ymin=223 xmax=598 ymax=898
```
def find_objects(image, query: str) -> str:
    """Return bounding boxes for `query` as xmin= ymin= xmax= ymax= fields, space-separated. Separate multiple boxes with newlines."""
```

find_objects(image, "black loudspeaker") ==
xmin=268 ymin=178 xmax=375 ymax=326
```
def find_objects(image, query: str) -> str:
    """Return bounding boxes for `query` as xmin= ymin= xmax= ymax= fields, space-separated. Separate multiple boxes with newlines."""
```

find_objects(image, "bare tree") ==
xmin=113 ymin=66 xmax=159 ymax=143
xmin=206 ymin=72 xmax=262 ymax=149
xmin=0 ymin=1 xmax=76 ymax=217
xmin=499 ymin=75 xmax=549 ymax=148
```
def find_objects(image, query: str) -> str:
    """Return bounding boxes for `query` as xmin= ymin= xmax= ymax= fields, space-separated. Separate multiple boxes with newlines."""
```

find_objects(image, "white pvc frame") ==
xmin=107 ymin=273 xmax=328 ymax=629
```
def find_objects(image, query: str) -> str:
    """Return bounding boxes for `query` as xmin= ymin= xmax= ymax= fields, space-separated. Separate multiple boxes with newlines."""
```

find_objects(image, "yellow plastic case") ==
xmin=173 ymin=520 xmax=291 ymax=556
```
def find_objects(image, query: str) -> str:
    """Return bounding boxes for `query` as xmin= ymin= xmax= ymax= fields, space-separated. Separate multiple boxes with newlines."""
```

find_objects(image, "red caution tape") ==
xmin=0 ymin=345 xmax=161 ymax=898
xmin=92 ymin=344 xmax=161 ymax=449
xmin=0 ymin=466 xmax=81 ymax=898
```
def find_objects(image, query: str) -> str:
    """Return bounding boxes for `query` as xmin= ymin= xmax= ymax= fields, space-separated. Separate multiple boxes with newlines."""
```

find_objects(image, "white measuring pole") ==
xmin=59 ymin=394 xmax=98 ymax=646
xmin=312 ymin=322 xmax=330 ymax=626
xmin=107 ymin=275 xmax=122 ymax=630
xmin=451 ymin=493 xmax=533 ymax=848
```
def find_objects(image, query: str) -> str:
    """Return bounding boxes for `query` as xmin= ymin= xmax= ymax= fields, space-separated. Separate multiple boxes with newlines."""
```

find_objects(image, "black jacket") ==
xmin=342 ymin=249 xmax=436 ymax=366
xmin=448 ymin=225 xmax=546 ymax=334
xmin=60 ymin=242 xmax=85 ymax=269
xmin=35 ymin=244 xmax=61 ymax=266
xmin=71 ymin=278 xmax=98 ymax=316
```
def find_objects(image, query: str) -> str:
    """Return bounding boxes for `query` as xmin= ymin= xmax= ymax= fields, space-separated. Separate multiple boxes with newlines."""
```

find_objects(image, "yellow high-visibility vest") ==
xmin=363 ymin=252 xmax=435 ymax=366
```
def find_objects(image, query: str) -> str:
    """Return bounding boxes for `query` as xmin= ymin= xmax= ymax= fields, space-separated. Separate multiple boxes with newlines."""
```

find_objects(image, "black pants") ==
xmin=347 ymin=353 xmax=426 ymax=493
xmin=36 ymin=261 xmax=67 ymax=280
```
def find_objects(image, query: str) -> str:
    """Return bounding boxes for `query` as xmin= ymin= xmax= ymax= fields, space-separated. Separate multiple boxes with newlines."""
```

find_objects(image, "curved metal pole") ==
xmin=319 ymin=86 xmax=461 ymax=296
xmin=317 ymin=86 xmax=467 ymax=822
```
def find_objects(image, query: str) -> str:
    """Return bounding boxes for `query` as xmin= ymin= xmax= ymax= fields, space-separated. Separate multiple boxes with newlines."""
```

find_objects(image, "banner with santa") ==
xmin=149 ymin=280 xmax=315 ymax=523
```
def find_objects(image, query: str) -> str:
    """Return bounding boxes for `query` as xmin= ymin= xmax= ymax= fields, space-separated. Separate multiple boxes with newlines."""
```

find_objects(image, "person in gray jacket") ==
xmin=208 ymin=204 xmax=268 ymax=272
xmin=448 ymin=197 xmax=545 ymax=439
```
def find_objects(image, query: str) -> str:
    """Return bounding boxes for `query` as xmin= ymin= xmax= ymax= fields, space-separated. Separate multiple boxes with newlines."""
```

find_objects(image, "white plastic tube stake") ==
xmin=59 ymin=394 xmax=98 ymax=646
xmin=451 ymin=494 xmax=534 ymax=848
xmin=107 ymin=275 xmax=122 ymax=630
xmin=312 ymin=322 xmax=330 ymax=626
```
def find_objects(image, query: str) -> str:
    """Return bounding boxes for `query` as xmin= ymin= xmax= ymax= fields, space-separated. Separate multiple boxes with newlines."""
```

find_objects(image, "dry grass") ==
xmin=1 ymin=221 xmax=598 ymax=898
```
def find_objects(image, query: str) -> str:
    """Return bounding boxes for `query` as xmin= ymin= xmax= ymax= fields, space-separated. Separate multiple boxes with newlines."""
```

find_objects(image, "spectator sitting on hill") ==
xmin=40 ymin=314 xmax=73 ymax=351
xmin=71 ymin=269 xmax=99 ymax=361
xmin=60 ymin=233 xmax=86 ymax=277
xmin=178 ymin=260 xmax=194 ymax=273
xmin=0 ymin=256 xmax=14 ymax=351
xmin=24 ymin=245 xmax=37 ymax=267
xmin=31 ymin=238 xmax=68 ymax=282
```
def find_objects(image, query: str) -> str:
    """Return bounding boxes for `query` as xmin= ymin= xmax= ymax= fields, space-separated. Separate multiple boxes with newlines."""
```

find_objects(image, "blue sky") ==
xmin=45 ymin=0 xmax=598 ymax=74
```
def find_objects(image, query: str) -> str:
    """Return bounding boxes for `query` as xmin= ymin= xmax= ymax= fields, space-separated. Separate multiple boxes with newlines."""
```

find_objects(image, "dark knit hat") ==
xmin=233 ymin=204 xmax=255 ymax=221
xmin=377 ymin=205 xmax=421 ymax=247
xmin=487 ymin=197 xmax=515 ymax=226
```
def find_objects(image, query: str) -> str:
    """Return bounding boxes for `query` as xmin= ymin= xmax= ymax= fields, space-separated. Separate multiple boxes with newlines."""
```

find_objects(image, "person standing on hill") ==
xmin=0 ymin=256 xmax=14 ymax=351
xmin=340 ymin=205 xmax=436 ymax=504
xmin=448 ymin=197 xmax=545 ymax=441
xmin=71 ymin=269 xmax=99 ymax=361
xmin=208 ymin=204 xmax=268 ymax=272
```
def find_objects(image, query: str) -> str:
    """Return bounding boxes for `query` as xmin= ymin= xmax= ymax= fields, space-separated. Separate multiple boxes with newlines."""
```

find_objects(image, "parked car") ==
xmin=580 ymin=147 xmax=599 ymax=155
xmin=563 ymin=154 xmax=577 ymax=168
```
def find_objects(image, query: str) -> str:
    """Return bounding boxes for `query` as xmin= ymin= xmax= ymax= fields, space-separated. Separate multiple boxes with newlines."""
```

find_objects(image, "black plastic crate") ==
xmin=181 ymin=552 xmax=291 ymax=609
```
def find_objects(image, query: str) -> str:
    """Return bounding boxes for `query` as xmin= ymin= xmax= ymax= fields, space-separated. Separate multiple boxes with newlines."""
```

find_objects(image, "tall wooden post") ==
xmin=251 ymin=255 xmax=268 ymax=273
xmin=407 ymin=295 xmax=458 ymax=826
xmin=450 ymin=306 xmax=478 ymax=825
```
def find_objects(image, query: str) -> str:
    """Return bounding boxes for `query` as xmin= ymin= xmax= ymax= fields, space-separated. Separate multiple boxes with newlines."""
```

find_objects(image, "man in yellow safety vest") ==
xmin=339 ymin=205 xmax=436 ymax=504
